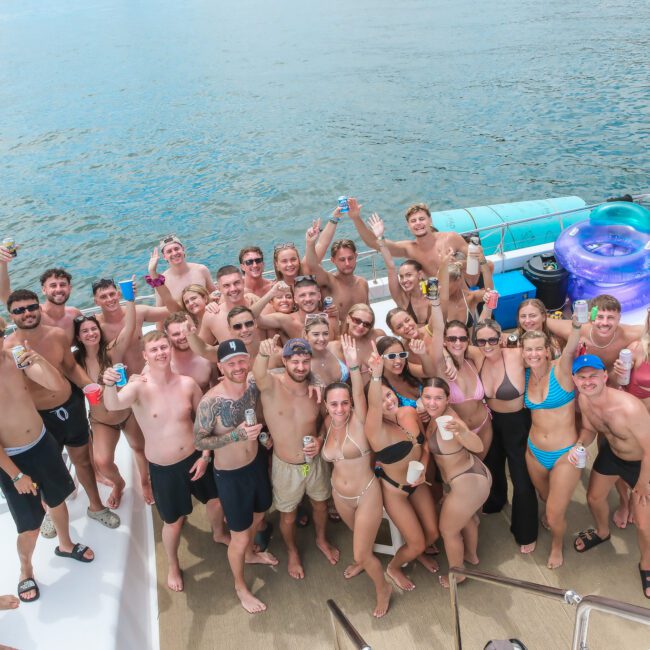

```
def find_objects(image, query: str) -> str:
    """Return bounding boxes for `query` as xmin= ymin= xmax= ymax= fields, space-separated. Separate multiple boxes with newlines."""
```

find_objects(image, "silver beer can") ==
xmin=244 ymin=409 xmax=257 ymax=426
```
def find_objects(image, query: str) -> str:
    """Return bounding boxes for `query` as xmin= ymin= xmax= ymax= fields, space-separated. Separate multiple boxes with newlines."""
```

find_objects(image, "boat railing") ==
xmin=448 ymin=566 xmax=650 ymax=650
xmin=326 ymin=599 xmax=372 ymax=650
xmin=74 ymin=192 xmax=649 ymax=316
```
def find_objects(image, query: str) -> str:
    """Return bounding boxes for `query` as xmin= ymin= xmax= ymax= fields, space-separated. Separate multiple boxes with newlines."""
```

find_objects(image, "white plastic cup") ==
xmin=436 ymin=415 xmax=454 ymax=440
xmin=407 ymin=460 xmax=425 ymax=484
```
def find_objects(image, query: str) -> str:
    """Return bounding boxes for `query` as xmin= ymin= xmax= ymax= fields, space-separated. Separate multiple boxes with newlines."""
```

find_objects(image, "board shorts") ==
xmin=271 ymin=453 xmax=331 ymax=513
xmin=593 ymin=439 xmax=641 ymax=489
xmin=38 ymin=386 xmax=91 ymax=448
xmin=149 ymin=450 xmax=219 ymax=524
xmin=213 ymin=447 xmax=272 ymax=532
xmin=0 ymin=427 xmax=75 ymax=533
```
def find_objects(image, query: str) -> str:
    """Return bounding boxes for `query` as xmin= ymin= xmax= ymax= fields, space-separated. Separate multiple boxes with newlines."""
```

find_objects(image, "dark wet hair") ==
xmin=40 ymin=268 xmax=72 ymax=286
xmin=324 ymin=381 xmax=352 ymax=402
xmin=7 ymin=289 xmax=39 ymax=310
xmin=376 ymin=336 xmax=421 ymax=388
xmin=73 ymin=315 xmax=111 ymax=376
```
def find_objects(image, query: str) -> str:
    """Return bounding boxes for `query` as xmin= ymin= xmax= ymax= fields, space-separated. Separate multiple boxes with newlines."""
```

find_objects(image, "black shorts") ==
xmin=149 ymin=450 xmax=219 ymax=524
xmin=0 ymin=430 xmax=75 ymax=533
xmin=38 ymin=387 xmax=90 ymax=448
xmin=593 ymin=440 xmax=641 ymax=489
xmin=213 ymin=447 xmax=272 ymax=532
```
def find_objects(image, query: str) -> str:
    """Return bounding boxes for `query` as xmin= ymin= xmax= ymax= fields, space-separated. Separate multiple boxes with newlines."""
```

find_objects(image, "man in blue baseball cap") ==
xmin=571 ymin=353 xmax=650 ymax=599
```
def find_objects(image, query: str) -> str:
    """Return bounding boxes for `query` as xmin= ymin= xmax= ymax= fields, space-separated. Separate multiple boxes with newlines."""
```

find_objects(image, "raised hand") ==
xmin=306 ymin=219 xmax=321 ymax=244
xmin=259 ymin=335 xmax=279 ymax=358
xmin=368 ymin=340 xmax=384 ymax=377
xmin=148 ymin=247 xmax=160 ymax=277
xmin=347 ymin=197 xmax=361 ymax=219
xmin=443 ymin=356 xmax=458 ymax=382
xmin=102 ymin=367 xmax=122 ymax=386
xmin=439 ymin=246 xmax=455 ymax=268
xmin=409 ymin=337 xmax=426 ymax=356
xmin=0 ymin=245 xmax=16 ymax=263
xmin=182 ymin=314 xmax=197 ymax=335
xmin=340 ymin=334 xmax=358 ymax=367
xmin=367 ymin=213 xmax=385 ymax=239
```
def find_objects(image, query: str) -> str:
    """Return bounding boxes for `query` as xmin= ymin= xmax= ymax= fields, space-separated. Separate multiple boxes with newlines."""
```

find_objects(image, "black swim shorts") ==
xmin=149 ymin=450 xmax=219 ymax=524
xmin=213 ymin=447 xmax=272 ymax=532
xmin=38 ymin=386 xmax=91 ymax=448
xmin=0 ymin=430 xmax=76 ymax=533
xmin=593 ymin=439 xmax=641 ymax=489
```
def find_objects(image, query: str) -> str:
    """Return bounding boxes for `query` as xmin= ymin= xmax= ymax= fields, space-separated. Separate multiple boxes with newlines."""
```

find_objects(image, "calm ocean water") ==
xmin=1 ymin=0 xmax=649 ymax=310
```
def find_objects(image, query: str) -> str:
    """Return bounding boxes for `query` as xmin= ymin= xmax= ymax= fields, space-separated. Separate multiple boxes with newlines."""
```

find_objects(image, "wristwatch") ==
xmin=12 ymin=472 xmax=24 ymax=484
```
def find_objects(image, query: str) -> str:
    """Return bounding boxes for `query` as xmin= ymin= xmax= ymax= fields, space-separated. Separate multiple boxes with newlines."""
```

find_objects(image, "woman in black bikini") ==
xmin=73 ymin=290 xmax=153 ymax=507
xmin=421 ymin=377 xmax=491 ymax=587
xmin=365 ymin=342 xmax=439 ymax=591
xmin=474 ymin=319 xmax=538 ymax=553
xmin=320 ymin=335 xmax=391 ymax=618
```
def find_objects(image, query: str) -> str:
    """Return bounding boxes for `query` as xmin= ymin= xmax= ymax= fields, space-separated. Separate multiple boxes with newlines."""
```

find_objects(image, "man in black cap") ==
xmin=194 ymin=339 xmax=277 ymax=614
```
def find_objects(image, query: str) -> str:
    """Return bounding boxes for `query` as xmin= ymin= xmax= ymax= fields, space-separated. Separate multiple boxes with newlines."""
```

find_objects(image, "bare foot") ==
xmin=236 ymin=587 xmax=267 ymax=614
xmin=541 ymin=515 xmax=550 ymax=531
xmin=343 ymin=562 xmax=364 ymax=579
xmin=417 ymin=553 xmax=440 ymax=573
xmin=439 ymin=574 xmax=466 ymax=589
xmin=386 ymin=565 xmax=415 ymax=591
xmin=142 ymin=481 xmax=155 ymax=505
xmin=106 ymin=478 xmax=126 ymax=509
xmin=287 ymin=549 xmax=304 ymax=579
xmin=245 ymin=551 xmax=279 ymax=566
xmin=1 ymin=594 xmax=20 ymax=610
xmin=424 ymin=542 xmax=440 ymax=555
xmin=463 ymin=552 xmax=480 ymax=565
xmin=95 ymin=471 xmax=113 ymax=487
xmin=316 ymin=539 xmax=340 ymax=565
xmin=213 ymin=530 xmax=231 ymax=546
xmin=373 ymin=582 xmax=392 ymax=618
xmin=628 ymin=510 xmax=636 ymax=526
xmin=547 ymin=547 xmax=564 ymax=569
xmin=167 ymin=566 xmax=184 ymax=592
xmin=613 ymin=505 xmax=629 ymax=529
xmin=520 ymin=542 xmax=537 ymax=554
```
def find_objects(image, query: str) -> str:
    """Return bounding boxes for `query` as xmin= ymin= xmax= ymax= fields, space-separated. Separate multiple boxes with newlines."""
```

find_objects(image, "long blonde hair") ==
xmin=641 ymin=309 xmax=650 ymax=361
xmin=341 ymin=304 xmax=376 ymax=338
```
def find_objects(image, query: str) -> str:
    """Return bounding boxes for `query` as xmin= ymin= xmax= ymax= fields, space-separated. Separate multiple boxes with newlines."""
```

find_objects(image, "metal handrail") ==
xmin=449 ymin=566 xmax=650 ymax=650
xmin=326 ymin=599 xmax=372 ymax=650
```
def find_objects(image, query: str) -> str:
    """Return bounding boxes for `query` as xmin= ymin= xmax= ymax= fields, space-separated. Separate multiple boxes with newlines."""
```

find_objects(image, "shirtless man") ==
xmin=0 ymin=344 xmax=95 ymax=604
xmin=253 ymin=336 xmax=339 ymax=579
xmin=304 ymin=221 xmax=369 ymax=322
xmin=571 ymin=354 xmax=650 ymax=599
xmin=102 ymin=331 xmax=227 ymax=592
xmin=348 ymin=199 xmax=477 ymax=280
xmin=93 ymin=278 xmax=169 ymax=374
xmin=156 ymin=235 xmax=215 ymax=304
xmin=0 ymin=252 xmax=82 ymax=343
xmin=199 ymin=266 xmax=257 ymax=345
xmin=163 ymin=312 xmax=217 ymax=393
xmin=194 ymin=339 xmax=278 ymax=613
xmin=3 ymin=290 xmax=119 ymax=531
xmin=239 ymin=246 xmax=274 ymax=298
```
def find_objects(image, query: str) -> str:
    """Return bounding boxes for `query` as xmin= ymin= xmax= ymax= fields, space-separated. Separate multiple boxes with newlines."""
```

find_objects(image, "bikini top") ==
xmin=375 ymin=420 xmax=424 ymax=464
xmin=449 ymin=359 xmax=485 ymax=404
xmin=406 ymin=297 xmax=431 ymax=326
xmin=322 ymin=420 xmax=370 ymax=463
xmin=386 ymin=380 xmax=422 ymax=408
xmin=480 ymin=357 xmax=523 ymax=401
xmin=627 ymin=360 xmax=650 ymax=400
xmin=337 ymin=357 xmax=350 ymax=383
xmin=428 ymin=431 xmax=465 ymax=456
xmin=524 ymin=367 xmax=575 ymax=410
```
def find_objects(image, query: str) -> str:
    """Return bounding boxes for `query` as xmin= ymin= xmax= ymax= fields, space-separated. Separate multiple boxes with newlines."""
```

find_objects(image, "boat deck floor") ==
xmin=155 ymin=467 xmax=650 ymax=649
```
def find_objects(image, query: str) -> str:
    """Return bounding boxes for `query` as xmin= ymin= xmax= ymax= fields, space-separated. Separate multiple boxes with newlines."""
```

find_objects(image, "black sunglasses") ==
xmin=445 ymin=335 xmax=469 ymax=343
xmin=294 ymin=275 xmax=316 ymax=283
xmin=231 ymin=320 xmax=255 ymax=331
xmin=476 ymin=337 xmax=500 ymax=347
xmin=243 ymin=257 xmax=263 ymax=266
xmin=11 ymin=303 xmax=40 ymax=315
xmin=74 ymin=314 xmax=98 ymax=324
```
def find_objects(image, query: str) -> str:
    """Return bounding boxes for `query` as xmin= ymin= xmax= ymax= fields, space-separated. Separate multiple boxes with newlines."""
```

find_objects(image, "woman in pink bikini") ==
xmin=614 ymin=307 xmax=650 ymax=412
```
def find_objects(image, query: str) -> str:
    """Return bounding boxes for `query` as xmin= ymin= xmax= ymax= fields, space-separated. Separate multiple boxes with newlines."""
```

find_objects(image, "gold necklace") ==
xmin=588 ymin=327 xmax=617 ymax=349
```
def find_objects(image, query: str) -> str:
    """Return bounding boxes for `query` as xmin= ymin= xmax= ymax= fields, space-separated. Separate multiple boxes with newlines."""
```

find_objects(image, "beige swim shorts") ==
xmin=271 ymin=454 xmax=331 ymax=513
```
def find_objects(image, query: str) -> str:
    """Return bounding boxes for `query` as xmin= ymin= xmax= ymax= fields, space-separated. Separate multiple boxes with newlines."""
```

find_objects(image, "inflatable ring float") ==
xmin=555 ymin=202 xmax=650 ymax=284
xmin=568 ymin=275 xmax=650 ymax=312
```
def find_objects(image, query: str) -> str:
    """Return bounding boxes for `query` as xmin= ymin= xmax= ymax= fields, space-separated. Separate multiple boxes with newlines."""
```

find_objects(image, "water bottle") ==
xmin=618 ymin=349 xmax=633 ymax=386
xmin=466 ymin=237 xmax=480 ymax=275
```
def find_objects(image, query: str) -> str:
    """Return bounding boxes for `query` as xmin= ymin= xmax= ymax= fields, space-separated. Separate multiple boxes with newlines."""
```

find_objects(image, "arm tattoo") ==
xmin=194 ymin=379 xmax=260 ymax=450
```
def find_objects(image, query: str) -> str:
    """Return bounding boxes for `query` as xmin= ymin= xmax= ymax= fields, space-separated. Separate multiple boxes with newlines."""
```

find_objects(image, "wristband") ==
xmin=200 ymin=455 xmax=211 ymax=463
xmin=572 ymin=323 xmax=582 ymax=330
xmin=349 ymin=365 xmax=360 ymax=372
xmin=329 ymin=217 xmax=341 ymax=225
xmin=376 ymin=236 xmax=385 ymax=241
xmin=371 ymin=376 xmax=382 ymax=382
xmin=145 ymin=274 xmax=166 ymax=288
xmin=12 ymin=472 xmax=24 ymax=484
xmin=259 ymin=352 xmax=270 ymax=358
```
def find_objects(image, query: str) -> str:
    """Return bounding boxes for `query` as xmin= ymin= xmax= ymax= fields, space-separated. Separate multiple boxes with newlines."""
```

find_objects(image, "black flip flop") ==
xmin=17 ymin=578 xmax=40 ymax=603
xmin=296 ymin=505 xmax=310 ymax=528
xmin=254 ymin=521 xmax=274 ymax=552
xmin=573 ymin=528 xmax=611 ymax=553
xmin=639 ymin=564 xmax=650 ymax=600
xmin=55 ymin=543 xmax=94 ymax=563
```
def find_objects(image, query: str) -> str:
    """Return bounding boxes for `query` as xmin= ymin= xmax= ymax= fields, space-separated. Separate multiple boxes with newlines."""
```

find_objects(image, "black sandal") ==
xmin=254 ymin=521 xmax=274 ymax=552
xmin=55 ymin=542 xmax=94 ymax=563
xmin=639 ymin=564 xmax=650 ymax=600
xmin=17 ymin=578 xmax=40 ymax=603
xmin=573 ymin=528 xmax=611 ymax=553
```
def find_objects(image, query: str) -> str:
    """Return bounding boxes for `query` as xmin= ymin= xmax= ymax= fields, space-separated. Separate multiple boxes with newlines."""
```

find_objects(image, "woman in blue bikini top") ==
xmin=521 ymin=315 xmax=583 ymax=570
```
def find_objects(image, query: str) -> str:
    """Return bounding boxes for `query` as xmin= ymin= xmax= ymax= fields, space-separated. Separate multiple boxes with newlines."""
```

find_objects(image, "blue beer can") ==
xmin=114 ymin=363 xmax=128 ymax=387
xmin=337 ymin=196 xmax=349 ymax=213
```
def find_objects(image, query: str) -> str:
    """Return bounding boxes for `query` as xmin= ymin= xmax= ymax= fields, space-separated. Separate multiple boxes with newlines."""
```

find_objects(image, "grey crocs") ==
xmin=40 ymin=513 xmax=56 ymax=538
xmin=87 ymin=507 xmax=120 ymax=529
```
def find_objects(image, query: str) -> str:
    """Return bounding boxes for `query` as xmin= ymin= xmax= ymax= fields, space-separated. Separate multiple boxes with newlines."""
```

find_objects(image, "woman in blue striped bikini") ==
xmin=522 ymin=315 xmax=582 ymax=570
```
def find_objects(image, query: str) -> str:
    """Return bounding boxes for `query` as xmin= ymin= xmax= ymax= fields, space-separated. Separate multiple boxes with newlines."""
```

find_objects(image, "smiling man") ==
xmin=239 ymin=247 xmax=274 ymax=298
xmin=570 ymin=354 xmax=650 ymax=599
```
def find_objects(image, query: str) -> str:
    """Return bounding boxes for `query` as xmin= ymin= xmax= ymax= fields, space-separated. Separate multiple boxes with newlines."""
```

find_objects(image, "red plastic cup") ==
xmin=83 ymin=383 xmax=102 ymax=405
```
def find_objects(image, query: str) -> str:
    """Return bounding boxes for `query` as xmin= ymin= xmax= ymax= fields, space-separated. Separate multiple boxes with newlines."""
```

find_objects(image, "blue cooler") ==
xmin=491 ymin=272 xmax=537 ymax=329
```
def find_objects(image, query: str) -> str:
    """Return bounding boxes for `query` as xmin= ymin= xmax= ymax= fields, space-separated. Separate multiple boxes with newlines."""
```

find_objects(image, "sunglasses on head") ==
xmin=74 ymin=314 xmax=98 ymax=324
xmin=231 ymin=320 xmax=255 ymax=331
xmin=274 ymin=242 xmax=296 ymax=251
xmin=475 ymin=336 xmax=500 ymax=347
xmin=305 ymin=312 xmax=328 ymax=322
xmin=294 ymin=274 xmax=316 ymax=283
xmin=243 ymin=257 xmax=263 ymax=266
xmin=349 ymin=315 xmax=372 ymax=329
xmin=11 ymin=303 xmax=40 ymax=315
xmin=445 ymin=335 xmax=469 ymax=343
xmin=383 ymin=351 xmax=409 ymax=360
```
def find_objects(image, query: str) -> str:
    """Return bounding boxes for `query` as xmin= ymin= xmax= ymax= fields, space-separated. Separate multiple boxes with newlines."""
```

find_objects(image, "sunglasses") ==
xmin=91 ymin=278 xmax=115 ymax=292
xmin=445 ymin=335 xmax=469 ymax=343
xmin=305 ymin=312 xmax=328 ymax=322
xmin=294 ymin=275 xmax=316 ymax=283
xmin=383 ymin=351 xmax=409 ymax=360
xmin=11 ymin=303 xmax=40 ymax=315
xmin=475 ymin=337 xmax=500 ymax=347
xmin=74 ymin=314 xmax=95 ymax=324
xmin=274 ymin=242 xmax=296 ymax=251
xmin=243 ymin=257 xmax=263 ymax=266
xmin=349 ymin=315 xmax=372 ymax=329
xmin=231 ymin=320 xmax=255 ymax=331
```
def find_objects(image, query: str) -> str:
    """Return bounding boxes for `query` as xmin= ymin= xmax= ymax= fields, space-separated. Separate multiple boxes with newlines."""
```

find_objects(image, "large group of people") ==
xmin=1 ymin=198 xmax=649 ymax=621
